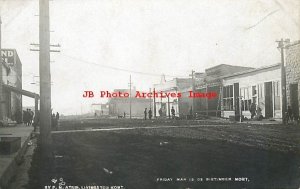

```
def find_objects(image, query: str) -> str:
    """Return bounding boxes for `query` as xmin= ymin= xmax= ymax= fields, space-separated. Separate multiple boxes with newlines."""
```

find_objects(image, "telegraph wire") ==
xmin=60 ymin=53 xmax=187 ymax=78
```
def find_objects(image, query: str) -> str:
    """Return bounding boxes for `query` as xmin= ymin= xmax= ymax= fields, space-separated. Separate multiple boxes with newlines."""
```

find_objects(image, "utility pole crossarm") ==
xmin=30 ymin=43 xmax=61 ymax=53
xmin=30 ymin=43 xmax=61 ymax=47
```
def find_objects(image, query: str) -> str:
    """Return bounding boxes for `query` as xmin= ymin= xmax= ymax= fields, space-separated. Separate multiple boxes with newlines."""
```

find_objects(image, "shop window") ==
xmin=223 ymin=85 xmax=234 ymax=110
xmin=258 ymin=84 xmax=263 ymax=98
xmin=252 ymin=86 xmax=257 ymax=96
xmin=240 ymin=87 xmax=251 ymax=111
xmin=252 ymin=85 xmax=257 ymax=106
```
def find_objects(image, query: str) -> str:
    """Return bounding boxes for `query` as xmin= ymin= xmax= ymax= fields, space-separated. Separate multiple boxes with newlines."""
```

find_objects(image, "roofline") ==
xmin=222 ymin=63 xmax=281 ymax=79
xmin=205 ymin=64 xmax=253 ymax=71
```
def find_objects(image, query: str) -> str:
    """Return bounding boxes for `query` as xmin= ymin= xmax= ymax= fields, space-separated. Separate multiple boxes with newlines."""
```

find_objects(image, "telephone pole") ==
xmin=153 ymin=88 xmax=156 ymax=118
xmin=39 ymin=0 xmax=52 ymax=150
xmin=276 ymin=38 xmax=289 ymax=125
xmin=129 ymin=75 xmax=132 ymax=119
xmin=0 ymin=16 xmax=3 ymax=121
xmin=149 ymin=88 xmax=152 ymax=109
xmin=191 ymin=70 xmax=195 ymax=115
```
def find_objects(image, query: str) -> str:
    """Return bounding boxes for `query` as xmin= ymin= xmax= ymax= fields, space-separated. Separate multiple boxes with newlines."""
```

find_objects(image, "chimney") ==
xmin=160 ymin=74 xmax=166 ymax=84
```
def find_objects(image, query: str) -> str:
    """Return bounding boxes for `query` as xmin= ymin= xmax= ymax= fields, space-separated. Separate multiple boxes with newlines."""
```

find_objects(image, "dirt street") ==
xmin=27 ymin=118 xmax=300 ymax=189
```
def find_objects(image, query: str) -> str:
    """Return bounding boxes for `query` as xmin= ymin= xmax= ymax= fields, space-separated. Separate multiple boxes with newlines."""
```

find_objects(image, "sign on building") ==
xmin=1 ymin=49 xmax=16 ymax=67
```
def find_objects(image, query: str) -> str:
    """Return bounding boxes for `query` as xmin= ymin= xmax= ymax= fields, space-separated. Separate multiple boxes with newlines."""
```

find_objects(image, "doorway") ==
xmin=234 ymin=83 xmax=239 ymax=116
xmin=264 ymin=82 xmax=273 ymax=118
xmin=290 ymin=84 xmax=299 ymax=119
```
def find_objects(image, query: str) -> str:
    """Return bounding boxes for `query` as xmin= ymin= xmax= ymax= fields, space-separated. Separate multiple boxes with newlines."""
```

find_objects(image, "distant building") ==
xmin=222 ymin=63 xmax=282 ymax=119
xmin=91 ymin=103 xmax=109 ymax=116
xmin=108 ymin=88 xmax=151 ymax=117
xmin=286 ymin=40 xmax=300 ymax=120
xmin=153 ymin=75 xmax=193 ymax=118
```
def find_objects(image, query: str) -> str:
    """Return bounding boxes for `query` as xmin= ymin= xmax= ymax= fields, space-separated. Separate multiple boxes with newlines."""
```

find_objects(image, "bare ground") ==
xmin=27 ymin=118 xmax=300 ymax=189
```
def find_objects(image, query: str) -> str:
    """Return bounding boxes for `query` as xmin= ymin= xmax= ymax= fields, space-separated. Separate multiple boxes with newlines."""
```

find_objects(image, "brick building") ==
xmin=286 ymin=40 xmax=300 ymax=120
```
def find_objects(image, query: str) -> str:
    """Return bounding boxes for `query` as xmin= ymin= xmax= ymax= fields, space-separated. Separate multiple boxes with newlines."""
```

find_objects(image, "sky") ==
xmin=0 ymin=0 xmax=299 ymax=115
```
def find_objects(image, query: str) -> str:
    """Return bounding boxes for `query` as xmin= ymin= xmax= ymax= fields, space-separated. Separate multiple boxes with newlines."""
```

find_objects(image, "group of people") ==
xmin=22 ymin=109 xmax=60 ymax=131
xmin=249 ymin=103 xmax=263 ymax=121
xmin=250 ymin=103 xmax=299 ymax=123
xmin=23 ymin=109 xmax=34 ymax=126
xmin=144 ymin=106 xmax=176 ymax=120
xmin=144 ymin=108 xmax=152 ymax=120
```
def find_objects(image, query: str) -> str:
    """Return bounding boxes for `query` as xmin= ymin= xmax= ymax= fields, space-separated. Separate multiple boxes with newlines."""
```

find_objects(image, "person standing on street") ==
xmin=56 ymin=112 xmax=60 ymax=121
xmin=159 ymin=108 xmax=163 ymax=118
xmin=287 ymin=106 xmax=293 ymax=124
xmin=171 ymin=106 xmax=175 ymax=119
xmin=51 ymin=113 xmax=58 ymax=131
xmin=250 ymin=103 xmax=256 ymax=119
xmin=148 ymin=108 xmax=152 ymax=120
xmin=144 ymin=108 xmax=147 ymax=120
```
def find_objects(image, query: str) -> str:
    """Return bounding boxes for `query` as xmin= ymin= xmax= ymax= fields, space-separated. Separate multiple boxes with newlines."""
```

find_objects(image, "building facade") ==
xmin=195 ymin=64 xmax=253 ymax=116
xmin=286 ymin=40 xmax=300 ymax=120
xmin=108 ymin=88 xmax=151 ymax=117
xmin=221 ymin=64 xmax=282 ymax=119
xmin=91 ymin=103 xmax=109 ymax=116
xmin=1 ymin=49 xmax=22 ymax=122
xmin=153 ymin=76 xmax=192 ymax=118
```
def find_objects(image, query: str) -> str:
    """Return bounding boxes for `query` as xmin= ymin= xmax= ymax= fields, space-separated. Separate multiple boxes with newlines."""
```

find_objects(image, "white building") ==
xmin=153 ymin=75 xmax=192 ymax=118
xmin=221 ymin=63 xmax=282 ymax=119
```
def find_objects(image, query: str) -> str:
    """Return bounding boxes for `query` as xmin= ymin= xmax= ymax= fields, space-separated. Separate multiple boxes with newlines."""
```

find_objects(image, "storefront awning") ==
xmin=3 ymin=84 xmax=39 ymax=99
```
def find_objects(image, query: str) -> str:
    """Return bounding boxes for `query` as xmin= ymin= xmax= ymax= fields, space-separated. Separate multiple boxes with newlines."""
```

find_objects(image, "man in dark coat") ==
xmin=144 ymin=108 xmax=147 ymax=120
xmin=287 ymin=106 xmax=293 ymax=123
xmin=250 ymin=103 xmax=256 ymax=119
xmin=171 ymin=106 xmax=175 ymax=119
xmin=158 ymin=108 xmax=162 ymax=117
xmin=56 ymin=112 xmax=60 ymax=121
xmin=148 ymin=108 xmax=152 ymax=120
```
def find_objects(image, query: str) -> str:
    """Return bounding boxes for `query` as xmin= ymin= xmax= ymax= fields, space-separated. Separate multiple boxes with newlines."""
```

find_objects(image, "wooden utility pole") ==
xmin=276 ymin=39 xmax=289 ymax=125
xmin=129 ymin=75 xmax=132 ymax=119
xmin=149 ymin=88 xmax=152 ymax=109
xmin=39 ymin=0 xmax=52 ymax=149
xmin=239 ymin=96 xmax=243 ymax=122
xmin=191 ymin=70 xmax=195 ymax=115
xmin=0 ymin=16 xmax=3 ymax=121
xmin=153 ymin=88 xmax=156 ymax=118
xmin=167 ymin=96 xmax=170 ymax=119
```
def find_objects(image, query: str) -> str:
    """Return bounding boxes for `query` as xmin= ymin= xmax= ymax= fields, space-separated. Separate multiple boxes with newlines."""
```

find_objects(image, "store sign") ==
xmin=1 ymin=49 xmax=15 ymax=67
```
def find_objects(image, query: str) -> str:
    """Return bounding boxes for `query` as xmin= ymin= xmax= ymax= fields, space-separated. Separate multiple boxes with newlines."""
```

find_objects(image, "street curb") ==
xmin=0 ymin=131 xmax=32 ymax=189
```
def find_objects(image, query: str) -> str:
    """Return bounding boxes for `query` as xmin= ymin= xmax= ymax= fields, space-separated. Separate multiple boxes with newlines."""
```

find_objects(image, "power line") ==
xmin=245 ymin=9 xmax=280 ymax=30
xmin=60 ymin=53 xmax=187 ymax=78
